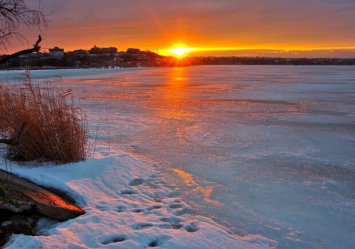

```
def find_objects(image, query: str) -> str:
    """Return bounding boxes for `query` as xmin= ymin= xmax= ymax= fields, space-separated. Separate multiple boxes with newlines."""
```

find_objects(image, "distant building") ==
xmin=126 ymin=48 xmax=141 ymax=54
xmin=67 ymin=49 xmax=88 ymax=57
xmin=49 ymin=47 xmax=64 ymax=58
xmin=18 ymin=52 xmax=44 ymax=59
xmin=89 ymin=46 xmax=117 ymax=55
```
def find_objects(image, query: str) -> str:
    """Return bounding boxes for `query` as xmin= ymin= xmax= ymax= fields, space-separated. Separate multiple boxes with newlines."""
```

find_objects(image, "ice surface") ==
xmin=1 ymin=65 xmax=354 ymax=248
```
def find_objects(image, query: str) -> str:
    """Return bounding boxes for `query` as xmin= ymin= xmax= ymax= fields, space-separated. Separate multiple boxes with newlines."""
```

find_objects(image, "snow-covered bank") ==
xmin=1 ymin=148 xmax=272 ymax=248
xmin=1 ymin=65 xmax=354 ymax=248
xmin=0 ymin=67 xmax=277 ymax=248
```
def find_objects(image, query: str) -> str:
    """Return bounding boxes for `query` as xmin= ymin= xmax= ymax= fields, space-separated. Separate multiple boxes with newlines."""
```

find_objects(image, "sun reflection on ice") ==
xmin=155 ymin=67 xmax=197 ymax=145
xmin=172 ymin=168 xmax=222 ymax=205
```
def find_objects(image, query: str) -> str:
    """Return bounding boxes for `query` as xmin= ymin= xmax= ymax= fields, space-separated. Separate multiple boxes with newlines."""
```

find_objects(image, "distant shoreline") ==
xmin=1 ymin=63 xmax=354 ymax=72
xmin=1 ymin=48 xmax=355 ymax=71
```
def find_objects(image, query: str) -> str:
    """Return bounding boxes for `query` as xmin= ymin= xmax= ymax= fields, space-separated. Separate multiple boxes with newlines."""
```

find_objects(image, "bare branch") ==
xmin=0 ymin=0 xmax=47 ymax=50
xmin=0 ymin=35 xmax=41 ymax=64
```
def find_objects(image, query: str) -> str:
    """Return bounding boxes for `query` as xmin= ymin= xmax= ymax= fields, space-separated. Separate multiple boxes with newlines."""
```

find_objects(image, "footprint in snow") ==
xmin=131 ymin=208 xmax=144 ymax=213
xmin=167 ymin=191 xmax=182 ymax=198
xmin=148 ymin=235 xmax=172 ymax=247
xmin=95 ymin=202 xmax=111 ymax=211
xmin=116 ymin=205 xmax=126 ymax=212
xmin=159 ymin=216 xmax=184 ymax=224
xmin=169 ymin=203 xmax=183 ymax=209
xmin=129 ymin=178 xmax=145 ymax=186
xmin=100 ymin=234 xmax=126 ymax=245
xmin=120 ymin=189 xmax=137 ymax=195
xmin=156 ymin=223 xmax=171 ymax=229
xmin=131 ymin=222 xmax=154 ymax=230
xmin=171 ymin=223 xmax=184 ymax=229
xmin=158 ymin=217 xmax=184 ymax=230
xmin=184 ymin=222 xmax=200 ymax=233
xmin=157 ymin=223 xmax=183 ymax=229
xmin=146 ymin=205 xmax=162 ymax=211
xmin=95 ymin=205 xmax=110 ymax=211
xmin=173 ymin=207 xmax=196 ymax=216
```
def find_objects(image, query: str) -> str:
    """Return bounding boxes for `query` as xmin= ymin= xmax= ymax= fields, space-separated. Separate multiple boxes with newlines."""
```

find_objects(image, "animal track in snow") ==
xmin=184 ymin=222 xmax=200 ymax=233
xmin=156 ymin=223 xmax=171 ymax=229
xmin=169 ymin=203 xmax=183 ymax=209
xmin=146 ymin=205 xmax=162 ymax=211
xmin=157 ymin=223 xmax=183 ymax=229
xmin=131 ymin=222 xmax=154 ymax=230
xmin=95 ymin=204 xmax=110 ymax=211
xmin=167 ymin=191 xmax=182 ymax=198
xmin=171 ymin=223 xmax=184 ymax=229
xmin=131 ymin=208 xmax=144 ymax=213
xmin=159 ymin=216 xmax=183 ymax=224
xmin=100 ymin=234 xmax=126 ymax=245
xmin=129 ymin=178 xmax=145 ymax=186
xmin=158 ymin=216 xmax=184 ymax=230
xmin=116 ymin=205 xmax=126 ymax=212
xmin=173 ymin=207 xmax=196 ymax=216
xmin=148 ymin=235 xmax=171 ymax=247
xmin=120 ymin=189 xmax=137 ymax=195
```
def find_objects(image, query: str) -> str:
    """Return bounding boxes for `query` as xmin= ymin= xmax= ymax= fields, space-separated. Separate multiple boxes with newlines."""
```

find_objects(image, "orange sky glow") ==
xmin=5 ymin=0 xmax=355 ymax=58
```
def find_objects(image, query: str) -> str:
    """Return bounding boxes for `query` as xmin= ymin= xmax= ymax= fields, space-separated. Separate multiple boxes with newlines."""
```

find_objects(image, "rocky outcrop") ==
xmin=0 ymin=169 xmax=85 ymax=247
xmin=0 ymin=184 xmax=34 ymax=213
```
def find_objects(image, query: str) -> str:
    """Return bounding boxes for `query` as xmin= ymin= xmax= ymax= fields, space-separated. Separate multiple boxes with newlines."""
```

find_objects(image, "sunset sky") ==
xmin=9 ymin=0 xmax=355 ymax=57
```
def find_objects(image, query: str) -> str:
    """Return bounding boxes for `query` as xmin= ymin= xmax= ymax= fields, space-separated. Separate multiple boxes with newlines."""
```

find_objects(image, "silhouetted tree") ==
xmin=0 ymin=0 xmax=47 ymax=64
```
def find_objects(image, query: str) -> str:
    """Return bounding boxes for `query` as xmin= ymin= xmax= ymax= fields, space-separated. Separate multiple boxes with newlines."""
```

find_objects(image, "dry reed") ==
xmin=0 ymin=71 xmax=88 ymax=163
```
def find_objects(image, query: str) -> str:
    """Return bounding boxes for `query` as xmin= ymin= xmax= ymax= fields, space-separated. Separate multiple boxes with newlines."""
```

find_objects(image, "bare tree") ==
xmin=0 ymin=0 xmax=47 ymax=63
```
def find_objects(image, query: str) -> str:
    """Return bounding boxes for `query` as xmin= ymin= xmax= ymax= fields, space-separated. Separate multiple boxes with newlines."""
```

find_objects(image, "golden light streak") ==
xmin=169 ymin=47 xmax=193 ymax=57
xmin=160 ymin=44 xmax=195 ymax=57
xmin=172 ymin=168 xmax=222 ymax=205
xmin=159 ymin=45 xmax=355 ymax=57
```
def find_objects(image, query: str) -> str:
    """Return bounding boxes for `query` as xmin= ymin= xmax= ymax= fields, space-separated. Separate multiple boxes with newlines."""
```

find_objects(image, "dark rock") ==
xmin=1 ymin=220 xmax=14 ymax=248
xmin=0 ymin=185 xmax=35 ymax=213
xmin=10 ymin=215 xmax=36 ymax=236
xmin=0 ymin=169 xmax=84 ymax=221
xmin=0 ymin=168 xmax=85 ymax=246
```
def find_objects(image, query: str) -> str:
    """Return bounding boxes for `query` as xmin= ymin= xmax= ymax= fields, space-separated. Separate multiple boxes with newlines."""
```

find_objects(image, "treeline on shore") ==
xmin=1 ymin=49 xmax=355 ymax=70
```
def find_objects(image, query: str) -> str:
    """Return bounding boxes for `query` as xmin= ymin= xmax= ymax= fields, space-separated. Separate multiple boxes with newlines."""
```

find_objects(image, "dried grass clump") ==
xmin=0 ymin=71 xmax=88 ymax=163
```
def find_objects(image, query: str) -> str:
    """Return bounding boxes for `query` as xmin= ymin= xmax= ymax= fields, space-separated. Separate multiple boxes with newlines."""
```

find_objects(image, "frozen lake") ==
xmin=2 ymin=65 xmax=355 ymax=248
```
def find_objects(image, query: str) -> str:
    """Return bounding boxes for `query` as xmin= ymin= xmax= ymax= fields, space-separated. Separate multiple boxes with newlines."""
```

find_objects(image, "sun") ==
xmin=169 ymin=46 xmax=193 ymax=58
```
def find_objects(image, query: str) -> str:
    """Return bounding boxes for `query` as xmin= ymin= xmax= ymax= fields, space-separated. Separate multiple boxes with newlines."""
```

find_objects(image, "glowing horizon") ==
xmin=160 ymin=44 xmax=195 ymax=57
xmin=36 ymin=45 xmax=355 ymax=54
xmin=16 ymin=43 xmax=355 ymax=59
xmin=157 ymin=45 xmax=355 ymax=58
xmin=3 ymin=1 xmax=355 ymax=58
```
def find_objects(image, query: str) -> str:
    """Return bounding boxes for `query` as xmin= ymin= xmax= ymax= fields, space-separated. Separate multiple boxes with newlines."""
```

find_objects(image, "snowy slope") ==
xmin=1 ymin=148 xmax=272 ymax=249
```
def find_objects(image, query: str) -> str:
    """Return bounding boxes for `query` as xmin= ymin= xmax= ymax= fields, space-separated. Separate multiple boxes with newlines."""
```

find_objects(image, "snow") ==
xmin=3 ymin=155 xmax=269 ymax=249
xmin=1 ymin=144 xmax=271 ymax=248
xmin=1 ymin=65 xmax=355 ymax=249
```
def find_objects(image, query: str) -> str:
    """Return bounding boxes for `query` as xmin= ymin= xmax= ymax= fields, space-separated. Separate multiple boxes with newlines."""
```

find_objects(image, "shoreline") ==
xmin=0 ymin=151 xmax=272 ymax=249
xmin=1 ymin=63 xmax=354 ymax=73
